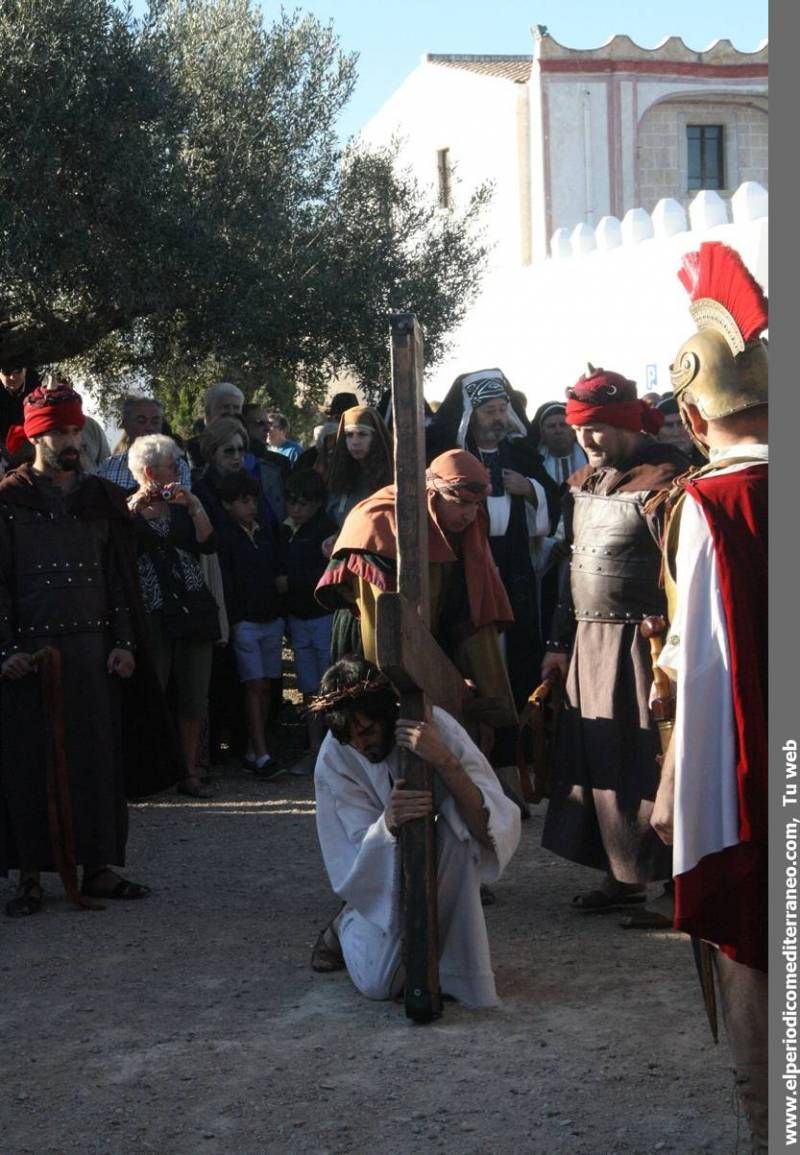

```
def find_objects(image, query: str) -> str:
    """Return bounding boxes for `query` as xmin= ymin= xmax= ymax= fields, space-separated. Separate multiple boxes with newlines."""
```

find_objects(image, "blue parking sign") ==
xmin=645 ymin=364 xmax=658 ymax=390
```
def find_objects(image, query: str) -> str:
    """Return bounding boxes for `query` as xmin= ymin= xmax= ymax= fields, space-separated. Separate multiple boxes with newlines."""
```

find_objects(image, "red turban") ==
xmin=4 ymin=425 xmax=30 ymax=457
xmin=23 ymin=382 xmax=86 ymax=439
xmin=565 ymin=366 xmax=663 ymax=435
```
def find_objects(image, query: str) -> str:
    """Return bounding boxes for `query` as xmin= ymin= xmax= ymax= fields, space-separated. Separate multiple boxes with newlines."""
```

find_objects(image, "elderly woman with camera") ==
xmin=127 ymin=434 xmax=220 ymax=798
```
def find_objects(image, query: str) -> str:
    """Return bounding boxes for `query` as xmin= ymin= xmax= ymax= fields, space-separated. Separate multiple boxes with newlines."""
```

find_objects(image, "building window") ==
xmin=687 ymin=125 xmax=725 ymax=191
xmin=437 ymin=148 xmax=452 ymax=209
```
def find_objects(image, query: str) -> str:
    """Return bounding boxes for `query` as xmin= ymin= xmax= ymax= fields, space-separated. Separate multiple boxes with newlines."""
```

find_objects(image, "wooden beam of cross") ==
xmin=374 ymin=312 xmax=465 ymax=1023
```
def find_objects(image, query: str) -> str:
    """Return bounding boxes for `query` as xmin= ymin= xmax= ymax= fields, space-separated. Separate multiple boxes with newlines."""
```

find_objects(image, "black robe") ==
xmin=0 ymin=467 xmax=182 ymax=874
xmin=427 ymin=407 xmax=560 ymax=710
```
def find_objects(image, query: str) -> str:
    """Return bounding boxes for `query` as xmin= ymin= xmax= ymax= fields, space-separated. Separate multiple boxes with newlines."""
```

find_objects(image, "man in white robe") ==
xmin=311 ymin=658 xmax=520 ymax=1008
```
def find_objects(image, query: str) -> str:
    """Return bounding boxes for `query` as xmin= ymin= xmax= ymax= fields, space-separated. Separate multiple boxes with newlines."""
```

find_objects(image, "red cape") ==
xmin=673 ymin=464 xmax=768 ymax=971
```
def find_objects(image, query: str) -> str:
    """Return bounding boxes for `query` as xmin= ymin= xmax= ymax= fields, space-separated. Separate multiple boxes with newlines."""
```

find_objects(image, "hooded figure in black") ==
xmin=427 ymin=370 xmax=561 ymax=774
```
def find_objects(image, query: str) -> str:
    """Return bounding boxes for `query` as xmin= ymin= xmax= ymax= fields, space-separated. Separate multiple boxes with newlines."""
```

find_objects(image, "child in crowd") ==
xmin=216 ymin=471 xmax=285 ymax=780
xmin=278 ymin=470 xmax=338 ymax=775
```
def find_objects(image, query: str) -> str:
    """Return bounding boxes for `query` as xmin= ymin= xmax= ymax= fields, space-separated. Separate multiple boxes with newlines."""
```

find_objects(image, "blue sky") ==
xmin=130 ymin=1 xmax=767 ymax=141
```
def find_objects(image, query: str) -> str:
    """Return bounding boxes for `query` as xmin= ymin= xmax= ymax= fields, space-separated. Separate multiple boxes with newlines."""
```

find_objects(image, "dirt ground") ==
xmin=2 ymin=700 xmax=747 ymax=1155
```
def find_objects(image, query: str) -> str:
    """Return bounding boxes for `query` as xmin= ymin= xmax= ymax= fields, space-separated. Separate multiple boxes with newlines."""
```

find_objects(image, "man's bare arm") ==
xmin=394 ymin=716 xmax=492 ymax=848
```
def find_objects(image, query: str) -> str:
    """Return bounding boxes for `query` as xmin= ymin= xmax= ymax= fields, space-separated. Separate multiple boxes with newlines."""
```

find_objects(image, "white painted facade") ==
xmin=430 ymin=183 xmax=767 ymax=409
xmin=358 ymin=32 xmax=768 ymax=410
xmin=361 ymin=58 xmax=531 ymax=274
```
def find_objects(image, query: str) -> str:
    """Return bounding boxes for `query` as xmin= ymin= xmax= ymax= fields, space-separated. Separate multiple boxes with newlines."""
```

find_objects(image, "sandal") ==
xmin=6 ymin=876 xmax=44 ymax=918
xmin=310 ymin=924 xmax=345 ymax=973
xmin=571 ymin=888 xmax=647 ymax=912
xmin=81 ymin=868 xmax=151 ymax=900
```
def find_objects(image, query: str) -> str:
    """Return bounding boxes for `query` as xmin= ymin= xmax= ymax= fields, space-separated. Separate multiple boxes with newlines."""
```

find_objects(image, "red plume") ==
xmin=677 ymin=241 xmax=768 ymax=343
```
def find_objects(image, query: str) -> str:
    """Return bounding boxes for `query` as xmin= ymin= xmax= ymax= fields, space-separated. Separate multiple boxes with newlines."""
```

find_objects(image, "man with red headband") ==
xmin=0 ymin=377 xmax=165 ymax=916
xmin=540 ymin=365 xmax=689 ymax=919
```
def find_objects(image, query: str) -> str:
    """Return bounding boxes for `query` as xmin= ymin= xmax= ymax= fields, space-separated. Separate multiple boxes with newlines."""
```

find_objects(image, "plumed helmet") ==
xmin=670 ymin=242 xmax=768 ymax=421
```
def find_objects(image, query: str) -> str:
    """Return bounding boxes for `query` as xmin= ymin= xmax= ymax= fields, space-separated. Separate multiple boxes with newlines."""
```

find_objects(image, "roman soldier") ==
xmin=540 ymin=366 xmax=689 ymax=916
xmin=650 ymin=241 xmax=768 ymax=1150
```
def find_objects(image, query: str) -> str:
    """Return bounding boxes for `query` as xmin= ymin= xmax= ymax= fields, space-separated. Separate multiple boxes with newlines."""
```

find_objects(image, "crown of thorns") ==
xmin=307 ymin=672 xmax=394 ymax=715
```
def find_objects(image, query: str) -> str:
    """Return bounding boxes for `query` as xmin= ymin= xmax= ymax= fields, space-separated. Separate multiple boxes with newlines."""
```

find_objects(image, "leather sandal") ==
xmin=81 ymin=868 xmax=151 ymax=900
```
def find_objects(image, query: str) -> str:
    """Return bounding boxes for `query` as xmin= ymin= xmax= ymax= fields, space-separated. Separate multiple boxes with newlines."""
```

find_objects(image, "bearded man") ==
xmin=0 ymin=378 xmax=174 ymax=916
xmin=427 ymin=372 xmax=560 ymax=792
xmin=310 ymin=657 xmax=520 ymax=1007
xmin=540 ymin=367 xmax=689 ymax=917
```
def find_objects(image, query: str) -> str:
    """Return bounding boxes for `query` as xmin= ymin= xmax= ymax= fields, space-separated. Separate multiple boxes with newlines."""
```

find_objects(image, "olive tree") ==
xmin=1 ymin=0 xmax=490 ymax=426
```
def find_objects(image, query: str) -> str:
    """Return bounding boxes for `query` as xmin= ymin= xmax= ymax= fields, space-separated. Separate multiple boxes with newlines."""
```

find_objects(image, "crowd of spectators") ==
xmin=0 ymin=364 xmax=692 ymax=807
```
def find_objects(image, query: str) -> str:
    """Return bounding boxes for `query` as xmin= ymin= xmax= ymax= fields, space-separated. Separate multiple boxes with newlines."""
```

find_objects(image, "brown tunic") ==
xmin=0 ymin=468 xmax=171 ymax=874
xmin=542 ymin=439 xmax=689 ymax=883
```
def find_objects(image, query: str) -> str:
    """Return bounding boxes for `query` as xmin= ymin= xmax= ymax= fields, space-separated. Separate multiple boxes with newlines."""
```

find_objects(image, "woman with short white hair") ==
xmin=127 ymin=434 xmax=220 ymax=798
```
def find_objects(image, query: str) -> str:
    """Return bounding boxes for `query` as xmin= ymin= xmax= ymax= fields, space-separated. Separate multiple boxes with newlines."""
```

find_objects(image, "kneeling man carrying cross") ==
xmin=310 ymin=657 xmax=520 ymax=1009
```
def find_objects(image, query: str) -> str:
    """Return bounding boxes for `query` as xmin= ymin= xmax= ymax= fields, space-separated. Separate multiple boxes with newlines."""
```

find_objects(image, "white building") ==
xmin=360 ymin=29 xmax=768 ymax=407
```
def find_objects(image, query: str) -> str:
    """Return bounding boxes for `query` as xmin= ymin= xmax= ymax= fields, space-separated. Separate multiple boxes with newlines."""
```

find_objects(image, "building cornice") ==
xmin=534 ymin=31 xmax=767 ymax=73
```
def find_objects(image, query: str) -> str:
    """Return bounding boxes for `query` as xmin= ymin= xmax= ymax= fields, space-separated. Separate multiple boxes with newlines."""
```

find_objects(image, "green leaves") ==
xmin=0 ymin=0 xmax=488 ymax=426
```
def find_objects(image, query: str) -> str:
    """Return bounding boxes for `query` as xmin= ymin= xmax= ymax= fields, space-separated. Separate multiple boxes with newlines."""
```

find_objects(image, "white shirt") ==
xmin=658 ymin=445 xmax=767 ymax=876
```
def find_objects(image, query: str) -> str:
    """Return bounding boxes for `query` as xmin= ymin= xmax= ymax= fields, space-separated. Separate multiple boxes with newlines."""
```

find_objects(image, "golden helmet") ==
xmin=670 ymin=242 xmax=768 ymax=422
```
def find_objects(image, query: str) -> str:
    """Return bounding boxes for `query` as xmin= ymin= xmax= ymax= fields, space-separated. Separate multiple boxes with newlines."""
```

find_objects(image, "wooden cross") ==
xmin=375 ymin=313 xmax=466 ymax=1023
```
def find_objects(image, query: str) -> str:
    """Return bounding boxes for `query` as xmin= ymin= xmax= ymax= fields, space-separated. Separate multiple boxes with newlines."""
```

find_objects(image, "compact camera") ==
xmin=159 ymin=488 xmax=174 ymax=501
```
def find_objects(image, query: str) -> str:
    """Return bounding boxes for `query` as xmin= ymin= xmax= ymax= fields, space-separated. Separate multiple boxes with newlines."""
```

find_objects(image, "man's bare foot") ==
xmin=81 ymin=868 xmax=151 ymax=900
xmin=310 ymin=919 xmax=345 ymax=972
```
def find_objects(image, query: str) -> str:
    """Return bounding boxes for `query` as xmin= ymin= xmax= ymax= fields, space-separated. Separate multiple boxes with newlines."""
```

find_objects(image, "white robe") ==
xmin=657 ymin=445 xmax=768 ymax=878
xmin=314 ymin=706 xmax=521 ymax=1007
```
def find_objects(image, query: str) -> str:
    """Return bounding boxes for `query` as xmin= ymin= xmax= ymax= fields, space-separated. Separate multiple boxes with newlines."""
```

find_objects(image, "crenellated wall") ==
xmin=423 ymin=181 xmax=767 ymax=410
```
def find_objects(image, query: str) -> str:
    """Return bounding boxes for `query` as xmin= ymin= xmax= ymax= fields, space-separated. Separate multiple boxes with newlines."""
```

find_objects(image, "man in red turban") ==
xmin=540 ymin=365 xmax=690 ymax=922
xmin=0 ymin=377 xmax=176 ymax=916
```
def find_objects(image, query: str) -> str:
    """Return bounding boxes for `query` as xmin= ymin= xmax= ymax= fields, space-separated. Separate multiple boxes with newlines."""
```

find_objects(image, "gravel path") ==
xmin=2 ymin=712 xmax=745 ymax=1154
